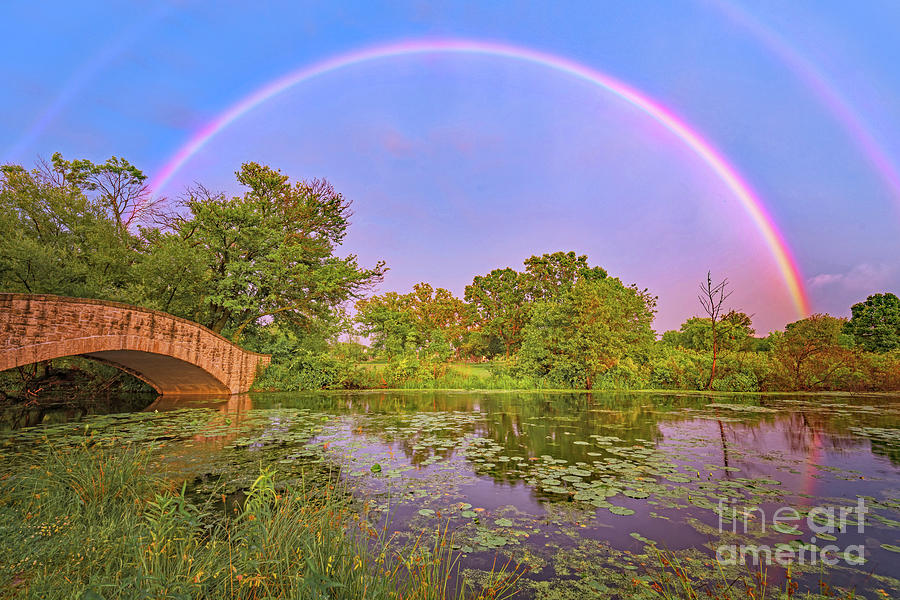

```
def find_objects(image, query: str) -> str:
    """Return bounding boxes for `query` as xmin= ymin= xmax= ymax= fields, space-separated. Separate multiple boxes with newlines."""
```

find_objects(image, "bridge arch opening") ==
xmin=84 ymin=350 xmax=232 ymax=395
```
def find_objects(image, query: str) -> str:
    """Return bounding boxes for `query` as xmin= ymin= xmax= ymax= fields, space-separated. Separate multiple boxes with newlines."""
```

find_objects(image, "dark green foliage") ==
xmin=462 ymin=252 xmax=608 ymax=360
xmin=383 ymin=354 xmax=440 ymax=384
xmin=845 ymin=292 xmax=900 ymax=352
xmin=0 ymin=163 xmax=137 ymax=298
xmin=1 ymin=155 xmax=387 ymax=400
xmin=1 ymin=156 xmax=385 ymax=341
xmin=355 ymin=287 xmax=462 ymax=361
xmin=254 ymin=349 xmax=363 ymax=391
xmin=155 ymin=164 xmax=386 ymax=335
xmin=521 ymin=251 xmax=607 ymax=302
xmin=665 ymin=312 xmax=754 ymax=352
xmin=770 ymin=314 xmax=857 ymax=390
xmin=49 ymin=152 xmax=155 ymax=231
xmin=465 ymin=267 xmax=529 ymax=359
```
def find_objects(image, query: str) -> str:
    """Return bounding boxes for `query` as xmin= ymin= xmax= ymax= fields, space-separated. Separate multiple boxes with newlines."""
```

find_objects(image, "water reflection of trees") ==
xmin=249 ymin=392 xmax=709 ymax=482
xmin=716 ymin=407 xmax=899 ymax=467
xmin=250 ymin=390 xmax=900 ymax=470
xmin=1 ymin=393 xmax=155 ymax=430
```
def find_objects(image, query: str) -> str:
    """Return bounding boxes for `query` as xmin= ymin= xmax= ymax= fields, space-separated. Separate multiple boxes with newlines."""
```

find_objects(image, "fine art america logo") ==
xmin=716 ymin=498 xmax=867 ymax=566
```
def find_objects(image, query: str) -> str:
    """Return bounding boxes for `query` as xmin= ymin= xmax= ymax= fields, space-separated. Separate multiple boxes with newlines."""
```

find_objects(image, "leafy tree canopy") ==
xmin=153 ymin=163 xmax=386 ymax=336
xmin=1 ymin=157 xmax=386 ymax=351
xmin=669 ymin=311 xmax=755 ymax=352
xmin=522 ymin=251 xmax=607 ymax=302
xmin=49 ymin=152 xmax=160 ymax=231
xmin=0 ymin=163 xmax=136 ymax=298
xmin=355 ymin=284 xmax=466 ymax=361
xmin=517 ymin=277 xmax=656 ymax=389
xmin=844 ymin=293 xmax=900 ymax=353
xmin=464 ymin=267 xmax=529 ymax=359
xmin=772 ymin=314 xmax=854 ymax=390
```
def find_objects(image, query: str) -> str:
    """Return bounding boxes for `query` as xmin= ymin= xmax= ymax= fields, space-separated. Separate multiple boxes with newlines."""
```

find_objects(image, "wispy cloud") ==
xmin=808 ymin=263 xmax=894 ymax=291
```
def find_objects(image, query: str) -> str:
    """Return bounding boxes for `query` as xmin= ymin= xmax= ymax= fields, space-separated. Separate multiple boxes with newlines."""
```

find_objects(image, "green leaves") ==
xmin=516 ymin=277 xmax=656 ymax=389
xmin=0 ymin=162 xmax=138 ymax=299
xmin=771 ymin=314 xmax=856 ymax=390
xmin=464 ymin=267 xmax=529 ymax=359
xmin=151 ymin=163 xmax=386 ymax=335
xmin=0 ymin=158 xmax=385 ymax=347
xmin=845 ymin=293 xmax=900 ymax=353
xmin=355 ymin=284 xmax=466 ymax=362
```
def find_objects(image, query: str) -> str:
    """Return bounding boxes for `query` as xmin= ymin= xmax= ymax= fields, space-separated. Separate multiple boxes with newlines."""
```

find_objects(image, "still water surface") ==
xmin=3 ymin=391 xmax=899 ymax=598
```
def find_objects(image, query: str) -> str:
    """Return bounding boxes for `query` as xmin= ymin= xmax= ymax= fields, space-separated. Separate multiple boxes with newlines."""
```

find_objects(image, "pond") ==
xmin=2 ymin=391 xmax=898 ymax=598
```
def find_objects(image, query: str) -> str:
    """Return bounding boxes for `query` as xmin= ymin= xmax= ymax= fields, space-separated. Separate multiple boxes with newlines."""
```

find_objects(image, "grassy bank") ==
xmin=0 ymin=444 xmax=519 ymax=599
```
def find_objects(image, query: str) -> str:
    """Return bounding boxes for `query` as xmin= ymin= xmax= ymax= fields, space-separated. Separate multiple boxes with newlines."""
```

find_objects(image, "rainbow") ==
xmin=1 ymin=3 xmax=173 ymax=164
xmin=148 ymin=38 xmax=811 ymax=317
xmin=710 ymin=0 xmax=900 ymax=212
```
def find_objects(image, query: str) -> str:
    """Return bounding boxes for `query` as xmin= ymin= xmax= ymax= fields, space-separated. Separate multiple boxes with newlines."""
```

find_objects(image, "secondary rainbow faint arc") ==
xmin=710 ymin=0 xmax=900 ymax=213
xmin=148 ymin=38 xmax=811 ymax=317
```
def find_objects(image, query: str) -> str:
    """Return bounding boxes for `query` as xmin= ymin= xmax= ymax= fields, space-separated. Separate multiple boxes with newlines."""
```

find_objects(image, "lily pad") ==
xmin=609 ymin=506 xmax=635 ymax=516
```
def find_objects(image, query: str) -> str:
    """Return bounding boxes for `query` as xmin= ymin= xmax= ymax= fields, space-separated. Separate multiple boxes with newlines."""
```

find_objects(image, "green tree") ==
xmin=659 ymin=330 xmax=682 ymax=347
xmin=844 ymin=293 xmax=900 ymax=352
xmin=355 ymin=292 xmax=420 ymax=358
xmin=408 ymin=283 xmax=470 ymax=359
xmin=127 ymin=226 xmax=209 ymax=319
xmin=671 ymin=312 xmax=754 ymax=352
xmin=464 ymin=267 xmax=528 ymax=359
xmin=771 ymin=314 xmax=856 ymax=390
xmin=49 ymin=152 xmax=161 ymax=231
xmin=517 ymin=277 xmax=656 ymax=389
xmin=153 ymin=163 xmax=386 ymax=336
xmin=0 ymin=163 xmax=136 ymax=298
xmin=522 ymin=251 xmax=607 ymax=302
xmin=355 ymin=283 xmax=467 ymax=361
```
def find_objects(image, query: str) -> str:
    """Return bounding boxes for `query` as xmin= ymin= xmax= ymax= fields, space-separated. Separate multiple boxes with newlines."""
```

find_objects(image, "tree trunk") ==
xmin=210 ymin=311 xmax=230 ymax=334
xmin=707 ymin=334 xmax=718 ymax=390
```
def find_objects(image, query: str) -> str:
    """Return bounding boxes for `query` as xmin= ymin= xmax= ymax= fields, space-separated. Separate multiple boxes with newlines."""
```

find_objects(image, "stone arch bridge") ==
xmin=0 ymin=294 xmax=270 ymax=395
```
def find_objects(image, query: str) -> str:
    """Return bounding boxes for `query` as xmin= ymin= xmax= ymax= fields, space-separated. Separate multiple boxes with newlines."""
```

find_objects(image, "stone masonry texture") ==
xmin=0 ymin=294 xmax=270 ymax=395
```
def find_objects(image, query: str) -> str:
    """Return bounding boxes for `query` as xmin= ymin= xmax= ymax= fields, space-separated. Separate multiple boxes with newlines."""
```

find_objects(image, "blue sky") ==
xmin=2 ymin=0 xmax=898 ymax=333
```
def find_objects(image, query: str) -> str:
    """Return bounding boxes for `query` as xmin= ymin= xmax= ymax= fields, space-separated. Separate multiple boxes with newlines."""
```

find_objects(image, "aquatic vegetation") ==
xmin=705 ymin=402 xmax=779 ymax=413
xmin=0 ymin=446 xmax=521 ymax=599
xmin=1 ymin=390 xmax=898 ymax=599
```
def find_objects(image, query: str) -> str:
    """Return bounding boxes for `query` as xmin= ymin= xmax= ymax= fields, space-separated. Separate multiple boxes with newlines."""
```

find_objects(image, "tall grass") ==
xmin=639 ymin=548 xmax=858 ymax=600
xmin=0 ymin=445 xmax=520 ymax=599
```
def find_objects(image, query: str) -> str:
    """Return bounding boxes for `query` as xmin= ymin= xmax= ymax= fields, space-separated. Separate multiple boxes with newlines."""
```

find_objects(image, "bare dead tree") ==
xmin=699 ymin=271 xmax=732 ymax=389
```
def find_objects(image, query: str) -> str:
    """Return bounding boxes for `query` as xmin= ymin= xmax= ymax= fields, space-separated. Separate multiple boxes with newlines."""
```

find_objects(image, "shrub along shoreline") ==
xmin=251 ymin=350 xmax=900 ymax=394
